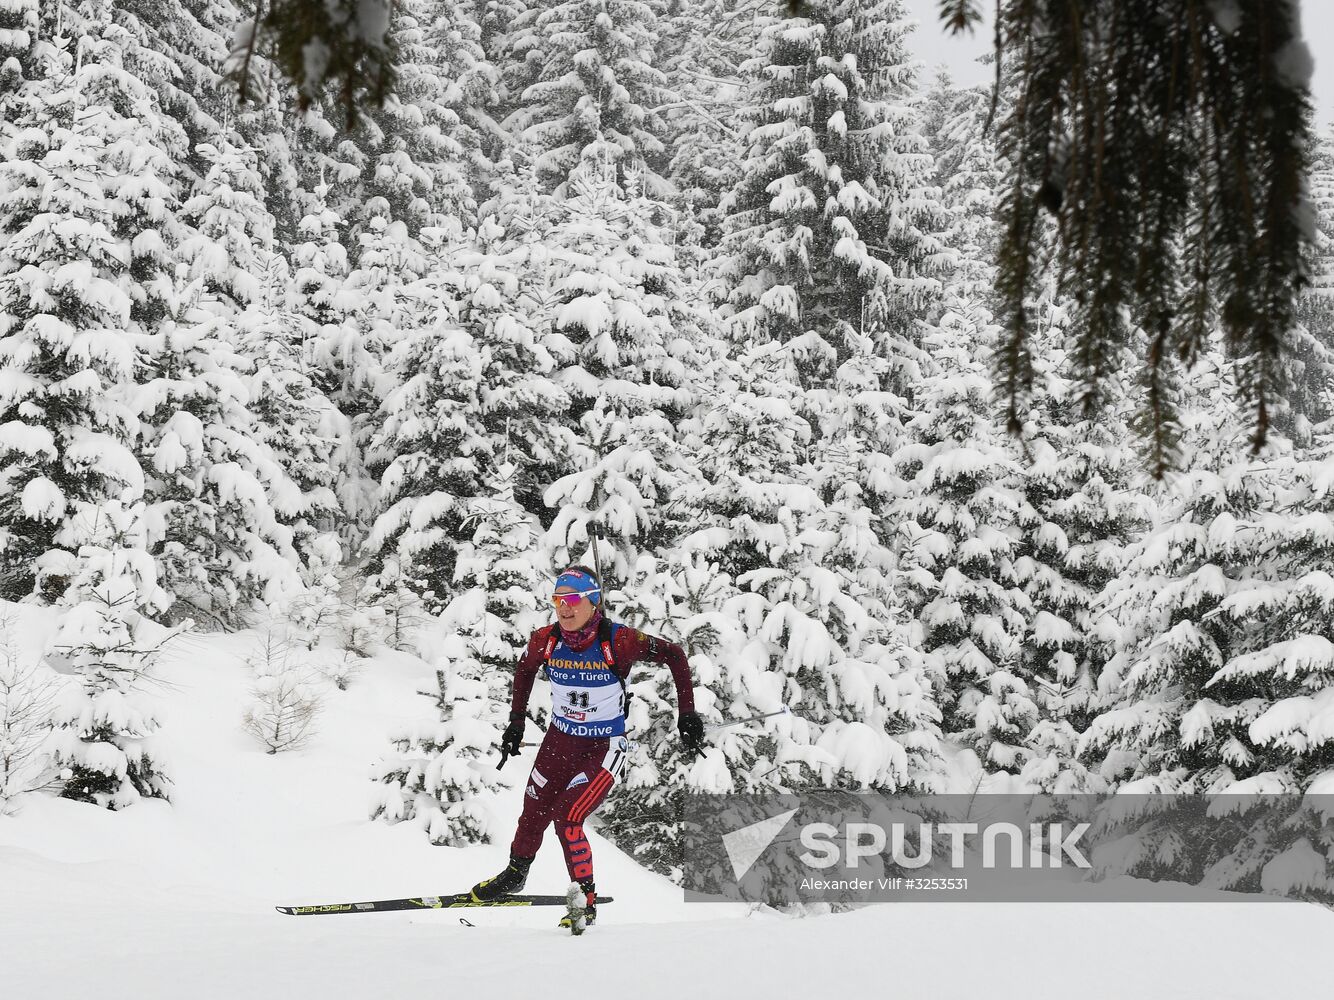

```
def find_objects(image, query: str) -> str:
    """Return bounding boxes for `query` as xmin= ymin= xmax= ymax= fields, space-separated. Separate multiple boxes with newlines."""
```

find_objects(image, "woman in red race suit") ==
xmin=469 ymin=565 xmax=704 ymax=926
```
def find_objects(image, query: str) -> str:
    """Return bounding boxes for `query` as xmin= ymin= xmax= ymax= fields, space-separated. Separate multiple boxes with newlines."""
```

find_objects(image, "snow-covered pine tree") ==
xmin=309 ymin=197 xmax=417 ymax=540
xmin=241 ymin=295 xmax=343 ymax=578
xmin=676 ymin=337 xmax=948 ymax=796
xmin=125 ymin=129 xmax=318 ymax=622
xmin=293 ymin=2 xmax=475 ymax=551
xmin=371 ymin=461 xmax=538 ymax=844
xmin=1280 ymin=123 xmax=1334 ymax=447
xmin=716 ymin=0 xmax=949 ymax=395
xmin=793 ymin=291 xmax=950 ymax=796
xmin=135 ymin=277 xmax=305 ymax=626
xmin=287 ymin=175 xmax=363 ymax=545
xmin=539 ymin=210 xmax=845 ymax=872
xmin=700 ymin=0 xmax=955 ymax=796
xmin=485 ymin=0 xmax=539 ymax=122
xmin=579 ymin=271 xmax=772 ymax=870
xmin=242 ymin=665 xmax=323 ymax=753
xmin=917 ymin=63 xmax=955 ymax=145
xmin=109 ymin=0 xmax=243 ymax=231
xmin=281 ymin=81 xmax=363 ymax=245
xmin=365 ymin=279 xmax=490 ymax=614
xmin=714 ymin=12 xmax=956 ymax=789
xmin=537 ymin=167 xmax=693 ymax=584
xmin=0 ymin=0 xmax=41 ymax=116
xmin=921 ymin=73 xmax=1004 ymax=309
xmin=290 ymin=178 xmax=352 ymax=332
xmin=594 ymin=549 xmax=748 ymax=872
xmin=465 ymin=173 xmax=577 ymax=521
xmin=505 ymin=0 xmax=670 ymax=197
xmin=1081 ymin=348 xmax=1288 ymax=796
xmin=113 ymin=0 xmax=229 ymax=138
xmin=1309 ymin=123 xmax=1334 ymax=300
xmin=371 ymin=656 xmax=503 ymax=844
xmin=804 ymin=432 xmax=948 ymax=789
xmin=654 ymin=0 xmax=754 ymax=245
xmin=246 ymin=121 xmax=306 ymax=257
xmin=456 ymin=459 xmax=548 ymax=675
xmin=424 ymin=0 xmax=503 ymax=180
xmin=330 ymin=0 xmax=480 ymax=249
xmin=1177 ymin=439 xmax=1334 ymax=901
xmin=258 ymin=246 xmax=339 ymax=533
xmin=891 ymin=310 xmax=1035 ymax=772
xmin=1071 ymin=351 xmax=1334 ymax=893
xmin=1012 ymin=334 xmax=1154 ymax=793
xmin=44 ymin=499 xmax=180 ymax=810
xmin=917 ymin=67 xmax=1151 ymax=788
xmin=541 ymin=278 xmax=738 ymax=873
xmin=799 ymin=287 xmax=941 ymax=793
xmin=0 ymin=2 xmax=171 ymax=601
xmin=1211 ymin=446 xmax=1334 ymax=791
xmin=366 ymin=211 xmax=565 ymax=613
xmin=177 ymin=136 xmax=274 ymax=310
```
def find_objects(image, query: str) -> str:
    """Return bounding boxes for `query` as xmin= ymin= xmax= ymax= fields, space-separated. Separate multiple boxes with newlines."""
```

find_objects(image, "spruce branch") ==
xmin=938 ymin=0 xmax=985 ymax=34
xmin=984 ymin=0 xmax=1313 ymax=468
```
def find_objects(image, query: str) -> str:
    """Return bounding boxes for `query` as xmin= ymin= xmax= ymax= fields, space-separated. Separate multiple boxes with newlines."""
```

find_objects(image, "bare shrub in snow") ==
xmin=242 ymin=671 xmax=323 ymax=754
xmin=241 ymin=628 xmax=323 ymax=753
xmin=245 ymin=626 xmax=300 ymax=678
xmin=318 ymin=650 xmax=364 ymax=691
xmin=0 ymin=620 xmax=63 ymax=813
xmin=282 ymin=543 xmax=424 ymax=672
xmin=369 ymin=559 xmax=430 ymax=654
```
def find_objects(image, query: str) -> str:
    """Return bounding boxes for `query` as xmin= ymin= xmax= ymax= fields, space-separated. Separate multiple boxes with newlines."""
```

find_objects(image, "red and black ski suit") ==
xmin=507 ymin=621 xmax=695 ymax=883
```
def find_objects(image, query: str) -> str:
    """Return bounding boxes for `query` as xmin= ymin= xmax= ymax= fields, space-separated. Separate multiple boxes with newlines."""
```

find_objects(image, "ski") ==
xmin=275 ymin=892 xmax=614 ymax=916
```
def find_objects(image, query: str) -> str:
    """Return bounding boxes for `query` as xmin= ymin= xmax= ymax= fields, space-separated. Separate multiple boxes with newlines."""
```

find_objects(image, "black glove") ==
xmin=678 ymin=711 xmax=705 ymax=755
xmin=497 ymin=713 xmax=525 ymax=769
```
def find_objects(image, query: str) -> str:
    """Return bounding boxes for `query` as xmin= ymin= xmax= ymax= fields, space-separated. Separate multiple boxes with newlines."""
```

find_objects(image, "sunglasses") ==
xmin=551 ymin=590 xmax=598 ymax=609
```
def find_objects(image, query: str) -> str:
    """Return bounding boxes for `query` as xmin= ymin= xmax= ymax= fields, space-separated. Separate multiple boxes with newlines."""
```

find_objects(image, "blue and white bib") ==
xmin=545 ymin=624 xmax=627 ymax=739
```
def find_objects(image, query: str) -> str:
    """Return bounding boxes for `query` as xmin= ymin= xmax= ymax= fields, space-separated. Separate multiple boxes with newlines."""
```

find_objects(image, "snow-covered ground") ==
xmin=2 ymin=608 xmax=1331 ymax=999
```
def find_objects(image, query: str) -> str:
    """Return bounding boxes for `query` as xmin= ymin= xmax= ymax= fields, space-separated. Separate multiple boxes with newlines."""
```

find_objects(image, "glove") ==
xmin=497 ymin=714 xmax=525 ymax=769
xmin=501 ymin=714 xmax=525 ymax=757
xmin=678 ymin=711 xmax=705 ymax=755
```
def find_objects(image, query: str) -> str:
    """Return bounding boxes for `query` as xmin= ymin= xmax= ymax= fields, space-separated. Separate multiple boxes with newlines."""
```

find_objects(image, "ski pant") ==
xmin=511 ymin=726 xmax=631 ymax=884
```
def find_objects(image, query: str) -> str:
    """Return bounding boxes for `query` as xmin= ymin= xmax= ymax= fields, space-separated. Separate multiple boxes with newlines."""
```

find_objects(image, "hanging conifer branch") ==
xmin=226 ymin=0 xmax=398 ymax=126
xmin=940 ymin=0 xmax=1314 ymax=468
xmin=937 ymin=0 xmax=985 ymax=34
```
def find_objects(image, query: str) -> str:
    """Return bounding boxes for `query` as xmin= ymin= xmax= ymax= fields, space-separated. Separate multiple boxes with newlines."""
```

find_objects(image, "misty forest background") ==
xmin=4 ymin=0 xmax=1334 ymax=892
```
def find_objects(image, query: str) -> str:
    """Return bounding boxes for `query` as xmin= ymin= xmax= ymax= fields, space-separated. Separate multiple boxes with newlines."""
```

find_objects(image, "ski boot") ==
xmin=470 ymin=855 xmax=534 ymax=902
xmin=559 ymin=879 xmax=597 ymax=934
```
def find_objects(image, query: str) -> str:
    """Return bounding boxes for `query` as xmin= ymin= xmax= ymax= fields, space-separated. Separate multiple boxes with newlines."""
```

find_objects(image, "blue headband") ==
xmin=554 ymin=569 xmax=600 ymax=604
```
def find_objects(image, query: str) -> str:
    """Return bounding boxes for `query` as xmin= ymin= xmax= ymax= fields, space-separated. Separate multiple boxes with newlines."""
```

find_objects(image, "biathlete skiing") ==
xmin=469 ymin=564 xmax=704 ymax=928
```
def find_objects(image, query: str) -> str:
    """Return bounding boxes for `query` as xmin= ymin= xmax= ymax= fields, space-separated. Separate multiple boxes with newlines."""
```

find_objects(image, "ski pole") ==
xmin=705 ymin=705 xmax=790 ymax=734
xmin=590 ymin=521 xmax=608 ymax=614
xmin=497 ymin=737 xmax=632 ymax=768
xmin=495 ymin=739 xmax=557 ymax=768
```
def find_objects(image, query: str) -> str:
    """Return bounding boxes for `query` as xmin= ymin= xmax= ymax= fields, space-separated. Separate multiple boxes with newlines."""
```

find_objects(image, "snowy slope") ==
xmin=1 ymin=606 xmax=1331 ymax=999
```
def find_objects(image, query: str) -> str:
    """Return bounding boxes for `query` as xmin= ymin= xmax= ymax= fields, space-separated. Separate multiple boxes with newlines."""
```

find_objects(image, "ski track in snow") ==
xmin=1 ymin=604 xmax=1331 ymax=998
